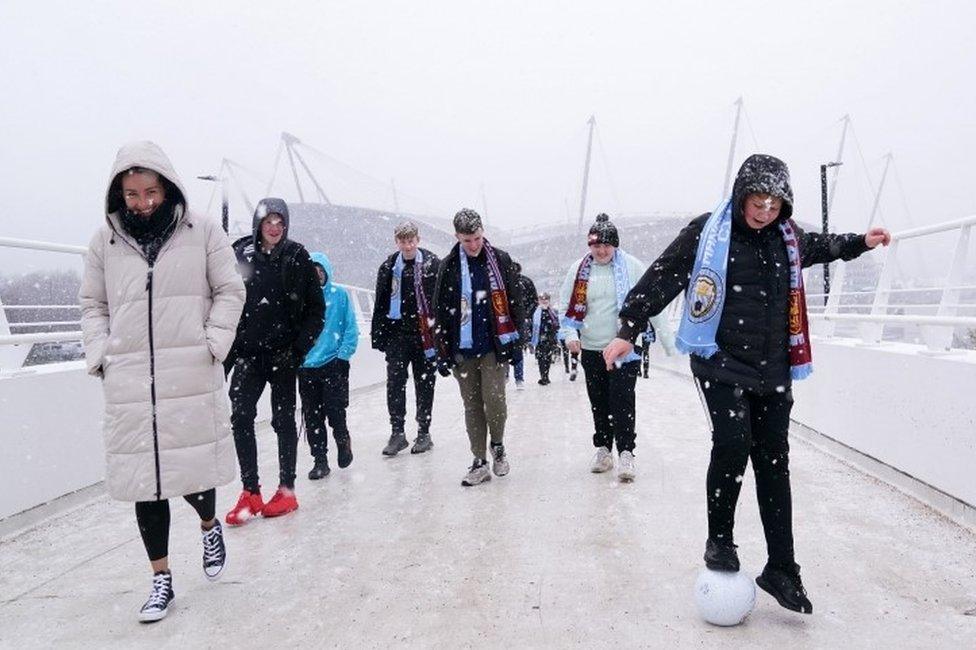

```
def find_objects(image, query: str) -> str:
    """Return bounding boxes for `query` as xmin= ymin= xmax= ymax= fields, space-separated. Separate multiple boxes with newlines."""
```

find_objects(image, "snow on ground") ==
xmin=0 ymin=364 xmax=974 ymax=648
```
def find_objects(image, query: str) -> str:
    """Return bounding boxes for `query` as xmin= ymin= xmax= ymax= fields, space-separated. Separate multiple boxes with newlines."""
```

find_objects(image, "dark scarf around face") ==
xmin=120 ymin=196 xmax=179 ymax=265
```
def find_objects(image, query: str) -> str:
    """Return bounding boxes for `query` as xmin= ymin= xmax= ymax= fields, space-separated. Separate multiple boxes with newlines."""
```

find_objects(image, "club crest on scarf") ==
xmin=460 ymin=295 xmax=471 ymax=326
xmin=689 ymin=268 xmax=723 ymax=322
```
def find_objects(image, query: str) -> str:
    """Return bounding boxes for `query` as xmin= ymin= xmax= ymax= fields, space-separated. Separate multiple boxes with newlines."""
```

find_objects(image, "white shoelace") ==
xmin=202 ymin=526 xmax=223 ymax=564
xmin=143 ymin=574 xmax=171 ymax=610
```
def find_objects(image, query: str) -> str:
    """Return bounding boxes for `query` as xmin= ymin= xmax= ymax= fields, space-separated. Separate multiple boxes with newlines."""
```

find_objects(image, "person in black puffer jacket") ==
xmin=224 ymin=198 xmax=325 ymax=524
xmin=371 ymin=220 xmax=441 ymax=456
xmin=607 ymin=154 xmax=891 ymax=616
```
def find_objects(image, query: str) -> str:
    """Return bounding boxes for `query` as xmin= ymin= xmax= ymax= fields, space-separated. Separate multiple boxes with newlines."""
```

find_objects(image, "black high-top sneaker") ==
xmin=756 ymin=563 xmax=813 ymax=614
xmin=382 ymin=431 xmax=408 ymax=456
xmin=336 ymin=437 xmax=353 ymax=468
xmin=411 ymin=431 xmax=433 ymax=454
xmin=138 ymin=571 xmax=175 ymax=623
xmin=201 ymin=520 xmax=227 ymax=581
xmin=703 ymin=538 xmax=740 ymax=572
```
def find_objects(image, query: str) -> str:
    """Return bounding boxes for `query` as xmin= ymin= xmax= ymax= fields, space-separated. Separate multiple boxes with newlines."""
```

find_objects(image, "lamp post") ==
xmin=197 ymin=175 xmax=229 ymax=233
xmin=820 ymin=162 xmax=843 ymax=305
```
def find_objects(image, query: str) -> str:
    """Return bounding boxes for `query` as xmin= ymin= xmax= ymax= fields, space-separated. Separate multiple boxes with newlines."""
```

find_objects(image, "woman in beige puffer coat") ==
xmin=80 ymin=141 xmax=245 ymax=623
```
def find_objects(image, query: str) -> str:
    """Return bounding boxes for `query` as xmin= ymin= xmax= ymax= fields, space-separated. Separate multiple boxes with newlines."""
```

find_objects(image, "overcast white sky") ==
xmin=1 ymin=0 xmax=974 ymax=274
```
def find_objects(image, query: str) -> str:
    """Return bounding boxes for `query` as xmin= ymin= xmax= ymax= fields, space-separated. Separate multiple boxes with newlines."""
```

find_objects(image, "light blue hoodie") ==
xmin=302 ymin=252 xmax=359 ymax=367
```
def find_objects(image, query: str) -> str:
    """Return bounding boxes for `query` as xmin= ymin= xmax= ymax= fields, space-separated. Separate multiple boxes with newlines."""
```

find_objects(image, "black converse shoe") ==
xmin=756 ymin=563 xmax=813 ymax=614
xmin=201 ymin=520 xmax=226 ymax=581
xmin=138 ymin=571 xmax=175 ymax=623
xmin=703 ymin=538 xmax=740 ymax=572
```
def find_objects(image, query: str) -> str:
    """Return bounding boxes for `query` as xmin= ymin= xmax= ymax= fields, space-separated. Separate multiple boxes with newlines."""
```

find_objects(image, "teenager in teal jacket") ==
xmin=299 ymin=252 xmax=359 ymax=479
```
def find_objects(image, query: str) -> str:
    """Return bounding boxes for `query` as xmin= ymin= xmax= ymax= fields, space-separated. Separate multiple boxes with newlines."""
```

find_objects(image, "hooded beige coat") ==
xmin=80 ymin=141 xmax=245 ymax=502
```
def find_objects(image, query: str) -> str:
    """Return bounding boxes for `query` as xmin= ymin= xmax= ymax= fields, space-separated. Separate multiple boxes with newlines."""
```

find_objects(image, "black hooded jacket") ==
xmin=433 ymin=242 xmax=524 ymax=366
xmin=226 ymin=198 xmax=325 ymax=368
xmin=371 ymin=248 xmax=441 ymax=351
xmin=618 ymin=154 xmax=871 ymax=393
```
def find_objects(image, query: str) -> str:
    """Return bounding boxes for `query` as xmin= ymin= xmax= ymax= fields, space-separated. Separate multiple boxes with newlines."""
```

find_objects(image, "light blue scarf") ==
xmin=676 ymin=198 xmax=733 ymax=357
xmin=458 ymin=247 xmax=475 ymax=349
xmin=563 ymin=250 xmax=639 ymax=363
xmin=387 ymin=250 xmax=423 ymax=320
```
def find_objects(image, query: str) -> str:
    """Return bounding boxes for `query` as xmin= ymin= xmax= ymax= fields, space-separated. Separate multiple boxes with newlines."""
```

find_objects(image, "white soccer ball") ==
xmin=694 ymin=568 xmax=757 ymax=626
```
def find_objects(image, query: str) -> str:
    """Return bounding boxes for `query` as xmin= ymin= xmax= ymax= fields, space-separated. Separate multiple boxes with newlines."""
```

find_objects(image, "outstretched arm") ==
xmin=798 ymin=224 xmax=890 ymax=268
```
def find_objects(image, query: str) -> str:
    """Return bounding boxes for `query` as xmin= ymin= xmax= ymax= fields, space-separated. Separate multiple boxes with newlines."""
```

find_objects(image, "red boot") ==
xmin=225 ymin=489 xmax=264 ymax=526
xmin=262 ymin=487 xmax=299 ymax=518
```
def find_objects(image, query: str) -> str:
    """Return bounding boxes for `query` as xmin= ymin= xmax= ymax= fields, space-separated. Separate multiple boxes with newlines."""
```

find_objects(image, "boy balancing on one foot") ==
xmin=604 ymin=154 xmax=890 ymax=614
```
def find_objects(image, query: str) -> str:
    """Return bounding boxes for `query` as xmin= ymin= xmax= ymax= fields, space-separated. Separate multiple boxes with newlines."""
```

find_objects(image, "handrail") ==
xmin=0 ymin=237 xmax=87 ymax=256
xmin=889 ymin=214 xmax=976 ymax=240
xmin=810 ymin=313 xmax=976 ymax=327
xmin=1 ymin=305 xmax=82 ymax=311
xmin=0 ymin=332 xmax=84 ymax=345
xmin=807 ymin=285 xmax=976 ymax=299
xmin=8 ymin=321 xmax=82 ymax=328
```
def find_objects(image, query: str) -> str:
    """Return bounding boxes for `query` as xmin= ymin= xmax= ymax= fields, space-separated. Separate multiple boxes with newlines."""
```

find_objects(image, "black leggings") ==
xmin=135 ymin=489 xmax=216 ymax=562
xmin=580 ymin=350 xmax=640 ymax=453
xmin=695 ymin=377 xmax=795 ymax=568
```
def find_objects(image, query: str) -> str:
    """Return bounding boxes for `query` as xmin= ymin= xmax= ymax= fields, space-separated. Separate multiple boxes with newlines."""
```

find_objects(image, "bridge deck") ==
xmin=1 ymin=366 xmax=974 ymax=647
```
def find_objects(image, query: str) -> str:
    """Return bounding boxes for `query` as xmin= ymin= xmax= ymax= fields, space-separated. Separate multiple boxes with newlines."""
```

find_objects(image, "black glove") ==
xmin=437 ymin=360 xmax=452 ymax=377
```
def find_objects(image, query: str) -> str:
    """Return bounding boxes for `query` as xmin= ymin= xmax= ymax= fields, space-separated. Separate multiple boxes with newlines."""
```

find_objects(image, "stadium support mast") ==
xmin=828 ymin=115 xmax=850 ymax=213
xmin=281 ymin=132 xmax=332 ymax=206
xmin=722 ymin=97 xmax=743 ymax=199
xmin=577 ymin=115 xmax=596 ymax=232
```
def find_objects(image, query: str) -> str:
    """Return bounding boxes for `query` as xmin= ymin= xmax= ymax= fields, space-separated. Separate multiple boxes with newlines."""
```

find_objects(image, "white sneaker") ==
xmin=491 ymin=444 xmax=510 ymax=477
xmin=618 ymin=451 xmax=636 ymax=482
xmin=461 ymin=459 xmax=492 ymax=486
xmin=515 ymin=380 xmax=525 ymax=391
xmin=590 ymin=446 xmax=614 ymax=473
xmin=138 ymin=572 xmax=175 ymax=623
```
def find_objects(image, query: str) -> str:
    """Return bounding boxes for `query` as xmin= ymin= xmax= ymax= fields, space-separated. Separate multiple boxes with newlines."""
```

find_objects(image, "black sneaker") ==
xmin=308 ymin=459 xmax=331 ymax=480
xmin=382 ymin=432 xmax=408 ymax=456
xmin=411 ymin=431 xmax=433 ymax=454
xmin=704 ymin=537 xmax=740 ymax=572
xmin=756 ymin=563 xmax=813 ymax=614
xmin=336 ymin=438 xmax=353 ymax=468
xmin=201 ymin=520 xmax=226 ymax=581
xmin=138 ymin=571 xmax=175 ymax=623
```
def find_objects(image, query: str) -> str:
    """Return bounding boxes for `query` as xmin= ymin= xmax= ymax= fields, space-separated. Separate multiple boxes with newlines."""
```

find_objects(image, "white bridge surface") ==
xmin=1 ymin=364 xmax=974 ymax=648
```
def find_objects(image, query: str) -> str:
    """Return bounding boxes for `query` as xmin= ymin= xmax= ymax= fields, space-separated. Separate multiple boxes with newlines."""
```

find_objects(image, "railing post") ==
xmin=921 ymin=223 xmax=971 ymax=351
xmin=820 ymin=264 xmax=847 ymax=337
xmin=860 ymin=239 xmax=898 ymax=344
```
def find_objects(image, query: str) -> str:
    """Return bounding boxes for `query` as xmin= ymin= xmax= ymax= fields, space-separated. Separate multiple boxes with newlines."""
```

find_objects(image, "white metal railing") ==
xmin=812 ymin=214 xmax=976 ymax=351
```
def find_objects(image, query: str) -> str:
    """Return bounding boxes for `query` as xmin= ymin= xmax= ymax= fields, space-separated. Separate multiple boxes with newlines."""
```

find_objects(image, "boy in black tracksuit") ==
xmin=372 ymin=221 xmax=441 ymax=456
xmin=610 ymin=154 xmax=890 ymax=614
xmin=224 ymin=198 xmax=325 ymax=523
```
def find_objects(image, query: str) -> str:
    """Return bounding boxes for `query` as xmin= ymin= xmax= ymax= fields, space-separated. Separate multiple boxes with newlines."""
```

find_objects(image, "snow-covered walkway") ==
xmin=1 ymin=364 xmax=974 ymax=648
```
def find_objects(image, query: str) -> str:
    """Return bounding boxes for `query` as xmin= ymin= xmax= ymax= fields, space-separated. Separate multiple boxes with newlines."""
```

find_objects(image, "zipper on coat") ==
xmin=146 ymin=264 xmax=163 ymax=500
